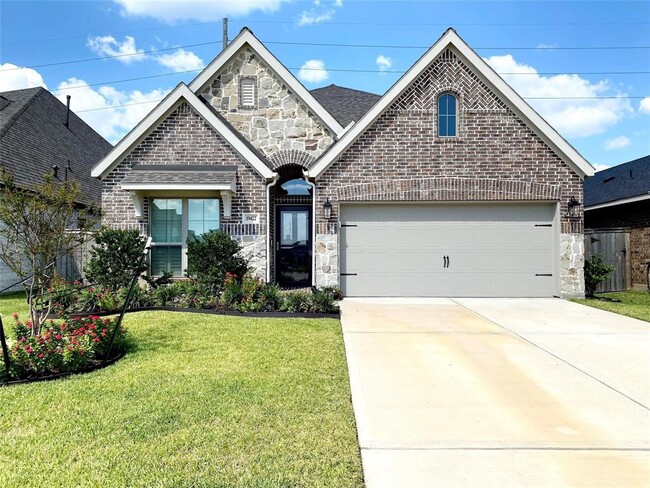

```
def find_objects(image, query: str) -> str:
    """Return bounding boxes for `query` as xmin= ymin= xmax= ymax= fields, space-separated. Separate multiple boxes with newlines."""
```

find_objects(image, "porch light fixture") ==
xmin=323 ymin=198 xmax=333 ymax=220
xmin=567 ymin=196 xmax=581 ymax=219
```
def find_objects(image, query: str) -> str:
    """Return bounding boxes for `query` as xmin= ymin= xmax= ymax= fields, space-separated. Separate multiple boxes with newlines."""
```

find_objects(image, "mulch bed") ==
xmin=48 ymin=306 xmax=340 ymax=320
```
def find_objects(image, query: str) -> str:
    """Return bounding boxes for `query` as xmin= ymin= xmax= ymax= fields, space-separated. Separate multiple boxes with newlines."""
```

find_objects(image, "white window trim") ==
xmin=437 ymin=92 xmax=459 ymax=138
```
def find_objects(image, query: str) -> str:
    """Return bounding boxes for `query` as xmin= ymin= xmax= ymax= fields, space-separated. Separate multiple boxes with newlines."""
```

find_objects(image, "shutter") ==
xmin=240 ymin=78 xmax=255 ymax=107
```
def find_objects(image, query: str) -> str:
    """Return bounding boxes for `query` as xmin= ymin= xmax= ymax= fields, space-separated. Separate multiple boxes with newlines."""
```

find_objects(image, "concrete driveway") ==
xmin=341 ymin=298 xmax=650 ymax=488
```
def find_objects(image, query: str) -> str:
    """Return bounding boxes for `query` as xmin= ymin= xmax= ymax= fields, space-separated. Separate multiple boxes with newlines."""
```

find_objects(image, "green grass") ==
xmin=572 ymin=291 xmax=650 ymax=323
xmin=0 ymin=296 xmax=363 ymax=487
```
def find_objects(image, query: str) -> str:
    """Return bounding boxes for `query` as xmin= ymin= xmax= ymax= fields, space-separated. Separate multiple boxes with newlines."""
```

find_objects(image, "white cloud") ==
xmin=604 ymin=135 xmax=630 ymax=150
xmin=56 ymin=78 xmax=169 ymax=143
xmin=485 ymin=54 xmax=633 ymax=138
xmin=298 ymin=0 xmax=342 ymax=26
xmin=592 ymin=163 xmax=612 ymax=172
xmin=0 ymin=63 xmax=47 ymax=91
xmin=156 ymin=49 xmax=204 ymax=72
xmin=87 ymin=35 xmax=146 ymax=64
xmin=298 ymin=59 xmax=328 ymax=83
xmin=376 ymin=55 xmax=392 ymax=73
xmin=114 ymin=0 xmax=289 ymax=23
xmin=639 ymin=97 xmax=650 ymax=114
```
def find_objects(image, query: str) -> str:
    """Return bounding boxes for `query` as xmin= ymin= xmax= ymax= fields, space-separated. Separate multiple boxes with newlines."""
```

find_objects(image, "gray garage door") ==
xmin=340 ymin=203 xmax=557 ymax=297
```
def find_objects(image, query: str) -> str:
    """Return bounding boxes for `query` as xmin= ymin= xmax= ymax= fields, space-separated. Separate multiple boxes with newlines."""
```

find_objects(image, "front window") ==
xmin=150 ymin=198 xmax=220 ymax=276
xmin=438 ymin=93 xmax=457 ymax=137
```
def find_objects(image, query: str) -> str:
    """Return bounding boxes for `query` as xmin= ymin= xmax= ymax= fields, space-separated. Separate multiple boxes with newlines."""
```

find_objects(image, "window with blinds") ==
xmin=239 ymin=77 xmax=256 ymax=108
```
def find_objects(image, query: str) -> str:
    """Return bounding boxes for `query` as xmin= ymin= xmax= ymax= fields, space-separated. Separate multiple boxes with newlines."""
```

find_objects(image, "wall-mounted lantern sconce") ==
xmin=567 ymin=196 xmax=581 ymax=219
xmin=323 ymin=197 xmax=333 ymax=220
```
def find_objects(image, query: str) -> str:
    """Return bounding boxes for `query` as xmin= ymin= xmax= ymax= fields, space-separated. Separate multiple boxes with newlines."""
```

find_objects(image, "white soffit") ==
xmin=308 ymin=28 xmax=595 ymax=179
xmin=91 ymin=83 xmax=274 ymax=180
xmin=188 ymin=28 xmax=345 ymax=137
xmin=585 ymin=193 xmax=650 ymax=211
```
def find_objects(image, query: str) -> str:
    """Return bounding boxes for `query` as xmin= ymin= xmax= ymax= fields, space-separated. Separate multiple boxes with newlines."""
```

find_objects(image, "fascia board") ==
xmin=585 ymin=193 xmax=650 ymax=211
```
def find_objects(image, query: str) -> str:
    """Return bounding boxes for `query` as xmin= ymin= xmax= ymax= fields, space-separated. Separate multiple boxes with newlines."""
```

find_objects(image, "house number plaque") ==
xmin=242 ymin=213 xmax=260 ymax=224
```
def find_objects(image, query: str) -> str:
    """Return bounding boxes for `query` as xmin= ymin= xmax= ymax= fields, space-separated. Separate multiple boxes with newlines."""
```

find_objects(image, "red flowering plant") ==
xmin=2 ymin=315 xmax=126 ymax=381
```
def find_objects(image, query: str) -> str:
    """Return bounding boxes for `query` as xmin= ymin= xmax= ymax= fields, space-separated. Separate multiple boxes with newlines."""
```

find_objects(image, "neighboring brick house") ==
xmin=0 ymin=87 xmax=112 ymax=292
xmin=92 ymin=28 xmax=594 ymax=298
xmin=584 ymin=155 xmax=650 ymax=290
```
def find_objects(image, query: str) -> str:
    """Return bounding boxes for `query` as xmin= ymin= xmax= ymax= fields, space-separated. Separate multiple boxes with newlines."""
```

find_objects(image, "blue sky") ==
xmin=1 ymin=0 xmax=649 ymax=170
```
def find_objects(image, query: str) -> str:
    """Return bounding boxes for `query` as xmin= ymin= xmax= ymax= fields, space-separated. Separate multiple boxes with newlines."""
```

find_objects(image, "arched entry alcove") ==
xmin=269 ymin=163 xmax=313 ymax=286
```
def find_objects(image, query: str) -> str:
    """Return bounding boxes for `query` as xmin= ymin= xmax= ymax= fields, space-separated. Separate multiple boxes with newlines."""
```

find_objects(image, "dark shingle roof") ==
xmin=122 ymin=164 xmax=237 ymax=186
xmin=584 ymin=155 xmax=650 ymax=207
xmin=310 ymin=84 xmax=381 ymax=127
xmin=0 ymin=87 xmax=112 ymax=205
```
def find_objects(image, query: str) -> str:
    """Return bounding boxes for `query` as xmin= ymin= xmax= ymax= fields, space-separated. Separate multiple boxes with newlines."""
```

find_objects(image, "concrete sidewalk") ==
xmin=341 ymin=298 xmax=650 ymax=488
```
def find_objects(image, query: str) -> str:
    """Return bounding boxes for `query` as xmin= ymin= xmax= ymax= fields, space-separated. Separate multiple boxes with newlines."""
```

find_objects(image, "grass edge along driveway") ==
xmin=571 ymin=290 xmax=650 ymax=323
xmin=0 ymin=305 xmax=364 ymax=488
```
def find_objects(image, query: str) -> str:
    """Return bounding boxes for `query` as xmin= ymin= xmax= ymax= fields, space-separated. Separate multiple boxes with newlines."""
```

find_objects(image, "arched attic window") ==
xmin=437 ymin=93 xmax=458 ymax=137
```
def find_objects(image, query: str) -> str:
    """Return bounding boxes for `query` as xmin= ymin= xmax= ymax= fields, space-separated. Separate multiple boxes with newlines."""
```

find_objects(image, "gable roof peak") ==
xmin=308 ymin=28 xmax=594 ymax=179
xmin=188 ymin=27 xmax=344 ymax=137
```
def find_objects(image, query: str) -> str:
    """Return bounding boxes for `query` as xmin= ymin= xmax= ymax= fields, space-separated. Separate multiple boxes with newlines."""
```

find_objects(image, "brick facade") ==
xmin=313 ymin=48 xmax=585 ymax=296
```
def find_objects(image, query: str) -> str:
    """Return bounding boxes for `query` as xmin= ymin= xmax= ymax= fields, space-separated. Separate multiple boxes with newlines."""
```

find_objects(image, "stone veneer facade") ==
xmin=201 ymin=46 xmax=334 ymax=159
xmin=313 ymin=48 xmax=585 ymax=297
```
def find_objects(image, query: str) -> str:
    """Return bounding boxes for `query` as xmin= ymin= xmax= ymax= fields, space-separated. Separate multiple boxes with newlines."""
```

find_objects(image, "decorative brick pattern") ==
xmin=201 ymin=47 xmax=334 ymax=159
xmin=336 ymin=177 xmax=561 ymax=202
xmin=630 ymin=227 xmax=650 ymax=287
xmin=314 ymin=48 xmax=584 ymax=296
xmin=268 ymin=149 xmax=315 ymax=169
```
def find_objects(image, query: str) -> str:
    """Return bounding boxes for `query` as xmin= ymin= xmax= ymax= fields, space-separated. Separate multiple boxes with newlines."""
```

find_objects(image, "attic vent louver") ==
xmin=239 ymin=77 xmax=256 ymax=108
xmin=603 ymin=176 xmax=615 ymax=183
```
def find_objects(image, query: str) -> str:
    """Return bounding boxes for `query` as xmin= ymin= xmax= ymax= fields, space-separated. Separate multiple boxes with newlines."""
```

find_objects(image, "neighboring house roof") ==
xmin=584 ymin=155 xmax=650 ymax=209
xmin=0 ymin=87 xmax=112 ymax=205
xmin=310 ymin=85 xmax=381 ymax=127
xmin=308 ymin=28 xmax=595 ymax=179
xmin=91 ymin=83 xmax=275 ymax=180
xmin=189 ymin=27 xmax=345 ymax=137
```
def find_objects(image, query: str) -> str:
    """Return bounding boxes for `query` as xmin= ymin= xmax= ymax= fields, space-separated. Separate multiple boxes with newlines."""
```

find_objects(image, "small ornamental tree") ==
xmin=0 ymin=170 xmax=97 ymax=335
xmin=186 ymin=230 xmax=249 ymax=295
xmin=85 ymin=228 xmax=148 ymax=291
xmin=584 ymin=253 xmax=615 ymax=298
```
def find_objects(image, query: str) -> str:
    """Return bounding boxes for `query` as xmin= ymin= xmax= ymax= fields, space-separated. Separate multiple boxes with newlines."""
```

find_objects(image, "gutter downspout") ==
xmin=303 ymin=169 xmax=317 ymax=288
xmin=265 ymin=173 xmax=280 ymax=283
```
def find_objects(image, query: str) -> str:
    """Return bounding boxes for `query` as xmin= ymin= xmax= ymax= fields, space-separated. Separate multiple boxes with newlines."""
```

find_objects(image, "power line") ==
xmin=50 ymin=67 xmax=650 ymax=94
xmin=262 ymin=40 xmax=650 ymax=50
xmin=4 ymin=20 xmax=649 ymax=47
xmin=1 ymin=41 xmax=220 ymax=71
xmin=4 ymin=40 xmax=650 ymax=72
xmin=74 ymin=94 xmax=650 ymax=114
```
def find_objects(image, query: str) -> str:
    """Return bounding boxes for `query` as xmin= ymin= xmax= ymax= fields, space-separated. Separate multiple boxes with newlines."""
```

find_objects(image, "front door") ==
xmin=276 ymin=206 xmax=312 ymax=287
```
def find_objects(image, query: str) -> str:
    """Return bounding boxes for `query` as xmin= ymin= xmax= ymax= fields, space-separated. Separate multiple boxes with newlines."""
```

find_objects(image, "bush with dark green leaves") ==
xmin=85 ymin=228 xmax=148 ymax=291
xmin=186 ymin=230 xmax=249 ymax=295
xmin=585 ymin=253 xmax=615 ymax=297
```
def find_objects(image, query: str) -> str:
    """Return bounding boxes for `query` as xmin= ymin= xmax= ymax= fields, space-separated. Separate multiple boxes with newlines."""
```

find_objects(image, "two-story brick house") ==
xmin=92 ymin=28 xmax=594 ymax=298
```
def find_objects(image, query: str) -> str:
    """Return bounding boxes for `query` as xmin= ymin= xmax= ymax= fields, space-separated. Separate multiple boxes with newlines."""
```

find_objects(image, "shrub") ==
xmin=85 ymin=228 xmax=148 ymax=292
xmin=186 ymin=230 xmax=249 ymax=295
xmin=142 ymin=271 xmax=173 ymax=290
xmin=3 ymin=314 xmax=126 ymax=381
xmin=76 ymin=287 xmax=119 ymax=312
xmin=310 ymin=290 xmax=339 ymax=314
xmin=319 ymin=285 xmax=344 ymax=301
xmin=117 ymin=285 xmax=155 ymax=309
xmin=154 ymin=283 xmax=183 ymax=307
xmin=585 ymin=254 xmax=615 ymax=297
xmin=281 ymin=291 xmax=313 ymax=313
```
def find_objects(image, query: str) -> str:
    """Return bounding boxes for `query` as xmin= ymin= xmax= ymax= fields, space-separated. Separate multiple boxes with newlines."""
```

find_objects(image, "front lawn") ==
xmin=572 ymin=291 xmax=650 ymax=323
xmin=0 ymin=303 xmax=363 ymax=487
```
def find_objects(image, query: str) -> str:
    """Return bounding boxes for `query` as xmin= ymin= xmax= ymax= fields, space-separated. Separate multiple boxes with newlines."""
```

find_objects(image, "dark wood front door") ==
xmin=276 ymin=206 xmax=312 ymax=287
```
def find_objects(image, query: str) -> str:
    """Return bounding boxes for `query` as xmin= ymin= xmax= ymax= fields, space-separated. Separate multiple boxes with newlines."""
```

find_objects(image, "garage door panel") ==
xmin=340 ymin=203 xmax=557 ymax=297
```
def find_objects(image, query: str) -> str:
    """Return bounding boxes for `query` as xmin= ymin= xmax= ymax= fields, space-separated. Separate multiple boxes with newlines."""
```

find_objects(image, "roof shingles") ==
xmin=584 ymin=155 xmax=650 ymax=207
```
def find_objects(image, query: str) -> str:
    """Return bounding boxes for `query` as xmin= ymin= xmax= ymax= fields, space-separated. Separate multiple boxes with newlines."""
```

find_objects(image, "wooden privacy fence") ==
xmin=584 ymin=228 xmax=631 ymax=292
